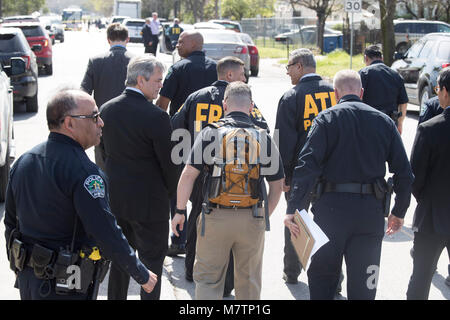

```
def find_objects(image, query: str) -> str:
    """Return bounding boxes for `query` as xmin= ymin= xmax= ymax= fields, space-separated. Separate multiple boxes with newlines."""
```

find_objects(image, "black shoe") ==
xmin=282 ymin=273 xmax=298 ymax=284
xmin=167 ymin=244 xmax=186 ymax=257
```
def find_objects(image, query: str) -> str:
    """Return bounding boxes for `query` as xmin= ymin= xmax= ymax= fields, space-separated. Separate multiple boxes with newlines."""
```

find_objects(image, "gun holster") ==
xmin=389 ymin=110 xmax=402 ymax=123
xmin=373 ymin=178 xmax=393 ymax=217
xmin=30 ymin=244 xmax=55 ymax=279
xmin=310 ymin=179 xmax=324 ymax=204
xmin=10 ymin=238 xmax=26 ymax=272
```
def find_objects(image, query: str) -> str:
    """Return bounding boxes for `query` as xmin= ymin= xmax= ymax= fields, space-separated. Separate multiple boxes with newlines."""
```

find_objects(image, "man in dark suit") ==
xmin=407 ymin=67 xmax=450 ymax=299
xmin=80 ymin=23 xmax=134 ymax=170
xmin=97 ymin=55 xmax=178 ymax=300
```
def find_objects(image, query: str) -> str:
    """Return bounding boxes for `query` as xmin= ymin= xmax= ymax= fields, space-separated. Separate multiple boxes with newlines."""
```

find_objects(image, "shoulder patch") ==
xmin=84 ymin=175 xmax=105 ymax=199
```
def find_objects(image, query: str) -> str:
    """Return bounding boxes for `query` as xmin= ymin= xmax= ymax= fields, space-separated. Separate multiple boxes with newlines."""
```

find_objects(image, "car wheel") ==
xmin=0 ymin=147 xmax=10 ymax=202
xmin=46 ymin=64 xmax=53 ymax=75
xmin=26 ymin=86 xmax=38 ymax=113
xmin=251 ymin=67 xmax=259 ymax=77
xmin=420 ymin=85 xmax=432 ymax=109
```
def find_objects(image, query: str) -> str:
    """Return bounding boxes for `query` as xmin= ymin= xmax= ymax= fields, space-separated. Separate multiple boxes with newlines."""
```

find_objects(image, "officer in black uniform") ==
xmin=285 ymin=70 xmax=413 ymax=300
xmin=156 ymin=30 xmax=217 ymax=116
xmin=166 ymin=18 xmax=183 ymax=50
xmin=418 ymin=96 xmax=442 ymax=124
xmin=275 ymin=48 xmax=336 ymax=285
xmin=359 ymin=45 xmax=409 ymax=134
xmin=4 ymin=89 xmax=157 ymax=300
xmin=170 ymin=56 xmax=268 ymax=296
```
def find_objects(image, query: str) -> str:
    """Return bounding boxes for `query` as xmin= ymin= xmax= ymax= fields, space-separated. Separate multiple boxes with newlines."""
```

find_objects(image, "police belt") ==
xmin=323 ymin=182 xmax=375 ymax=195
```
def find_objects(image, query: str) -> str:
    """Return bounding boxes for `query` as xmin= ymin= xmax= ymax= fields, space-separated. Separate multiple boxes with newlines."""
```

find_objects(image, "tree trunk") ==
xmin=379 ymin=0 xmax=396 ymax=67
xmin=316 ymin=11 xmax=326 ymax=54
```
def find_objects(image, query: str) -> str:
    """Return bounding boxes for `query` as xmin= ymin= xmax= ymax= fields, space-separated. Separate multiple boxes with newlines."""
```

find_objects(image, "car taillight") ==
xmin=235 ymin=46 xmax=248 ymax=54
xmin=442 ymin=63 xmax=450 ymax=68
xmin=21 ymin=55 xmax=31 ymax=69
xmin=43 ymin=39 xmax=48 ymax=47
xmin=248 ymin=46 xmax=258 ymax=55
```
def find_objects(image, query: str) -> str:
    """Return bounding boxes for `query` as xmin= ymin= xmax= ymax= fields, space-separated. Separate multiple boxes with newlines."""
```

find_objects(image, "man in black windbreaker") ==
xmin=275 ymin=48 xmax=336 ymax=285
xmin=171 ymin=56 xmax=268 ymax=296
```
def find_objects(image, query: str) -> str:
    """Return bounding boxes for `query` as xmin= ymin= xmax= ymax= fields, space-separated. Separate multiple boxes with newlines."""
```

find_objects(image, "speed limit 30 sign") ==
xmin=344 ymin=0 xmax=362 ymax=12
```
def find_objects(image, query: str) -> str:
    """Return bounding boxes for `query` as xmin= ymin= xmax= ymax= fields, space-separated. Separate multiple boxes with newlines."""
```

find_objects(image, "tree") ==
xmin=2 ymin=0 xmax=45 ymax=16
xmin=290 ymin=0 xmax=338 ymax=54
xmin=379 ymin=0 xmax=396 ymax=66
xmin=222 ymin=0 xmax=250 ymax=21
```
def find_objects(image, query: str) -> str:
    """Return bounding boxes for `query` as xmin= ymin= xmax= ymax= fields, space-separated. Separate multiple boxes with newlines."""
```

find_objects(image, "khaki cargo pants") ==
xmin=194 ymin=207 xmax=265 ymax=300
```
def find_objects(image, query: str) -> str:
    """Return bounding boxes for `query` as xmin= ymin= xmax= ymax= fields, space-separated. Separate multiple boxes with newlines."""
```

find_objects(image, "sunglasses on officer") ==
xmin=61 ymin=111 xmax=101 ymax=124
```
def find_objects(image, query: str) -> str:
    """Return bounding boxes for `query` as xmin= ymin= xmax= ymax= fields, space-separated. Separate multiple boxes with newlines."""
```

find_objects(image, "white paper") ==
xmin=296 ymin=209 xmax=329 ymax=269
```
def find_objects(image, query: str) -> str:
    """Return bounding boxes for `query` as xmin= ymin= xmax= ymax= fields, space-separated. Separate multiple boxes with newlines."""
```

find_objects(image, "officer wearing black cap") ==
xmin=275 ymin=48 xmax=336 ymax=285
xmin=285 ymin=70 xmax=413 ymax=300
xmin=4 ymin=89 xmax=157 ymax=300
xmin=359 ymin=45 xmax=409 ymax=134
xmin=170 ymin=56 xmax=268 ymax=296
xmin=156 ymin=30 xmax=217 ymax=116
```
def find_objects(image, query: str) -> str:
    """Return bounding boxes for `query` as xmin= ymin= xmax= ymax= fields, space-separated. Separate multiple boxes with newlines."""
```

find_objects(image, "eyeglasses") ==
xmin=63 ymin=111 xmax=101 ymax=123
xmin=285 ymin=62 xmax=298 ymax=70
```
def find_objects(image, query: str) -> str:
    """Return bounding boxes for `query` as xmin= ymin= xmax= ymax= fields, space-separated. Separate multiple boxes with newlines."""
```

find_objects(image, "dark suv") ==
xmin=3 ymin=22 xmax=53 ymax=75
xmin=392 ymin=33 xmax=450 ymax=108
xmin=0 ymin=27 xmax=39 ymax=112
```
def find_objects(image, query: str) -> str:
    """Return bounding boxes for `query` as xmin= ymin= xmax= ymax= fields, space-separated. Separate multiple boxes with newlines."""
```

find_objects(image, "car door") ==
xmin=395 ymin=38 xmax=426 ymax=102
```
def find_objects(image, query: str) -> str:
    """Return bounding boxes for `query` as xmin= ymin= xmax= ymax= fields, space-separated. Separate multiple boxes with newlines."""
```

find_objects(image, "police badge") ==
xmin=84 ymin=175 xmax=105 ymax=198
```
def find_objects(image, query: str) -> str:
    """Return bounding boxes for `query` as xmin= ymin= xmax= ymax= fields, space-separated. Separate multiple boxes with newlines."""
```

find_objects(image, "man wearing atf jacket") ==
xmin=171 ymin=56 xmax=268 ymax=297
xmin=275 ymin=48 xmax=336 ymax=286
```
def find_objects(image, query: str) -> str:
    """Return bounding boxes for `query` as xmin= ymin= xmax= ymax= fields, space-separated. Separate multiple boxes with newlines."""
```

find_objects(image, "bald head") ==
xmin=333 ymin=69 xmax=363 ymax=101
xmin=177 ymin=30 xmax=203 ymax=58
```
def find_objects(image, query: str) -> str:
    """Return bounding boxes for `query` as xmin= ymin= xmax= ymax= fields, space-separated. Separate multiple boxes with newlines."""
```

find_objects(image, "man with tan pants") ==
xmin=172 ymin=82 xmax=284 ymax=299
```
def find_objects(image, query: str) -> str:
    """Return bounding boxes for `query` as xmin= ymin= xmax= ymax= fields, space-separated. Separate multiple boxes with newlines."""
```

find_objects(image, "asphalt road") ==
xmin=0 ymin=29 xmax=448 ymax=300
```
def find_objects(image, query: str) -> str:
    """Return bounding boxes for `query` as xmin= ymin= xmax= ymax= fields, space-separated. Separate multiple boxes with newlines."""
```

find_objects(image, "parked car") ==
xmin=0 ymin=57 xmax=24 ymax=200
xmin=394 ymin=19 xmax=450 ymax=54
xmin=193 ymin=22 xmax=226 ymax=30
xmin=1 ymin=15 xmax=39 ymax=23
xmin=110 ymin=16 xmax=130 ymax=24
xmin=209 ymin=19 xmax=242 ymax=33
xmin=275 ymin=25 xmax=343 ymax=53
xmin=0 ymin=27 xmax=39 ymax=112
xmin=39 ymin=15 xmax=65 ymax=43
xmin=238 ymin=33 xmax=259 ymax=76
xmin=160 ymin=22 xmax=194 ymax=53
xmin=173 ymin=29 xmax=251 ymax=82
xmin=122 ymin=18 xmax=145 ymax=43
xmin=2 ymin=22 xmax=53 ymax=75
xmin=392 ymin=33 xmax=450 ymax=108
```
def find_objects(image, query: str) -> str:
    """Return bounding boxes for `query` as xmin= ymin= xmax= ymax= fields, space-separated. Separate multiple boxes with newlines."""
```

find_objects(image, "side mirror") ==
xmin=31 ymin=44 xmax=42 ymax=52
xmin=3 ymin=57 xmax=26 ymax=77
xmin=394 ymin=51 xmax=405 ymax=60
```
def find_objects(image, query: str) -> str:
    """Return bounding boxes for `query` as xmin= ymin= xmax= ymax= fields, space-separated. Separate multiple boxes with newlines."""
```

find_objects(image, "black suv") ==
xmin=392 ymin=33 xmax=450 ymax=108
xmin=0 ymin=27 xmax=39 ymax=112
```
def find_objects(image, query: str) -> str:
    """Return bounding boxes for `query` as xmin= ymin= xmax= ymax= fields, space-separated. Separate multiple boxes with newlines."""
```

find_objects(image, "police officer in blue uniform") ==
xmin=156 ymin=30 xmax=217 ymax=116
xmin=359 ymin=45 xmax=409 ymax=134
xmin=4 ymin=89 xmax=157 ymax=300
xmin=418 ymin=96 xmax=442 ymax=124
xmin=170 ymin=57 xmax=268 ymax=296
xmin=275 ymin=48 xmax=336 ymax=285
xmin=285 ymin=70 xmax=413 ymax=300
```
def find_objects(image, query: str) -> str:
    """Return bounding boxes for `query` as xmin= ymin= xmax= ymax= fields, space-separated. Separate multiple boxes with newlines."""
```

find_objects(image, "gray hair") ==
xmin=289 ymin=48 xmax=316 ymax=69
xmin=333 ymin=69 xmax=362 ymax=95
xmin=47 ymin=89 xmax=85 ymax=130
xmin=125 ymin=55 xmax=166 ymax=87
xmin=224 ymin=81 xmax=252 ymax=108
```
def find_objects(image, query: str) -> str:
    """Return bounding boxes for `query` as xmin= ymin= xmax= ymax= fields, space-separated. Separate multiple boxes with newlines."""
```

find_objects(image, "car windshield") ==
xmin=16 ymin=26 xmax=44 ymax=37
xmin=126 ymin=21 xmax=144 ymax=27
xmin=437 ymin=41 xmax=450 ymax=60
xmin=202 ymin=32 xmax=240 ymax=43
xmin=0 ymin=33 xmax=26 ymax=52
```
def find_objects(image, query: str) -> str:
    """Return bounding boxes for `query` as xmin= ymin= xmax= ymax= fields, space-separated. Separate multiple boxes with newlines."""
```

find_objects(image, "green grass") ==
xmin=278 ymin=50 xmax=365 ymax=80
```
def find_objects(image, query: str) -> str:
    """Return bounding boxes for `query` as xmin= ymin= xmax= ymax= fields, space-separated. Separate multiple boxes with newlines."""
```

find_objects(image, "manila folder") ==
xmin=290 ymin=210 xmax=315 ymax=270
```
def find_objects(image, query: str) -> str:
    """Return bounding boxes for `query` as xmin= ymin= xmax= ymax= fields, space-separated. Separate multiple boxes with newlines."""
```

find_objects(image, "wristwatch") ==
xmin=175 ymin=208 xmax=187 ymax=215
